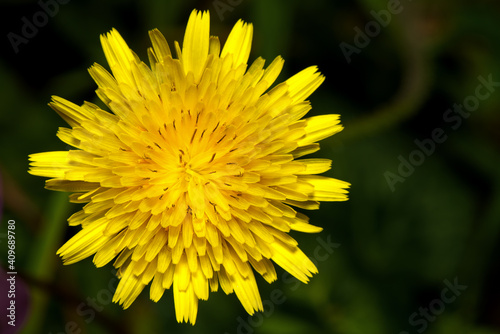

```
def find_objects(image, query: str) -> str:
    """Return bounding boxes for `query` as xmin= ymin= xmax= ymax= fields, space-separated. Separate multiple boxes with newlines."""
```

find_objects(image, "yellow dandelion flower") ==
xmin=28 ymin=9 xmax=350 ymax=324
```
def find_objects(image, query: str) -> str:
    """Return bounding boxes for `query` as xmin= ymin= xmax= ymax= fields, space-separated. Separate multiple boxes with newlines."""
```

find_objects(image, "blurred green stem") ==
xmin=252 ymin=0 xmax=295 ymax=63
xmin=343 ymin=1 xmax=433 ymax=141
xmin=451 ymin=136 xmax=500 ymax=323
xmin=22 ymin=192 xmax=71 ymax=334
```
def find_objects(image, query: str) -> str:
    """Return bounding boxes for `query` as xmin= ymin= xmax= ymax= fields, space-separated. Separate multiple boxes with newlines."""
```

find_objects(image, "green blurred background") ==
xmin=1 ymin=0 xmax=500 ymax=333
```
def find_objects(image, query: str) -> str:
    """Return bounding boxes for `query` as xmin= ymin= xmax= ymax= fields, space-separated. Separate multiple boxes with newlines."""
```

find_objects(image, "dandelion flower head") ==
xmin=29 ymin=9 xmax=350 ymax=324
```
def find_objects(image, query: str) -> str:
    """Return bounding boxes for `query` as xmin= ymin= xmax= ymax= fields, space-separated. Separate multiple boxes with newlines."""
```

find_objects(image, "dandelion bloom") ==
xmin=29 ymin=9 xmax=349 ymax=324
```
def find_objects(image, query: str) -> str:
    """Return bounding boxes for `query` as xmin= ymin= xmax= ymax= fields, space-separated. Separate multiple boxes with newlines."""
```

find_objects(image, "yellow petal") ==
xmin=286 ymin=66 xmax=325 ymax=103
xmin=100 ymin=28 xmax=137 ymax=87
xmin=182 ymin=10 xmax=210 ymax=83
xmin=221 ymin=19 xmax=253 ymax=69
